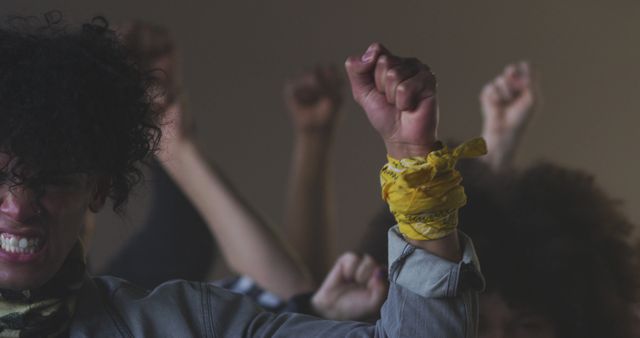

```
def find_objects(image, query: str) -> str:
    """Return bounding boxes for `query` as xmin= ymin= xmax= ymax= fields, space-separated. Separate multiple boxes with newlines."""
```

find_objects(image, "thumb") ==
xmin=345 ymin=43 xmax=387 ymax=104
xmin=319 ymin=253 xmax=355 ymax=292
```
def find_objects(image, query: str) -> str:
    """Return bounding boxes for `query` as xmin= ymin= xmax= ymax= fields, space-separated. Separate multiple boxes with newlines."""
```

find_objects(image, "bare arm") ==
xmin=480 ymin=62 xmax=536 ymax=171
xmin=122 ymin=22 xmax=314 ymax=299
xmin=283 ymin=66 xmax=343 ymax=283
xmin=159 ymin=137 xmax=314 ymax=299
xmin=109 ymin=43 xmax=481 ymax=338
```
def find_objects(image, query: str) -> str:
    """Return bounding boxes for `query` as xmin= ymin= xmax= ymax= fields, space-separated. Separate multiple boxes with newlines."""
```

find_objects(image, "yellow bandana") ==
xmin=380 ymin=138 xmax=487 ymax=240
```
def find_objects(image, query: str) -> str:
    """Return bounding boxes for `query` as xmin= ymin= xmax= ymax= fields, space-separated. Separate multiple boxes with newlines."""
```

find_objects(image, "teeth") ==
xmin=0 ymin=233 xmax=43 ymax=254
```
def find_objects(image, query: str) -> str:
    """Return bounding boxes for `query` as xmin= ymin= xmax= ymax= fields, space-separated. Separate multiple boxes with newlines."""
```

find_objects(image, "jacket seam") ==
xmin=463 ymin=291 xmax=471 ymax=338
xmin=449 ymin=263 xmax=461 ymax=297
xmin=95 ymin=279 xmax=134 ymax=338
xmin=201 ymin=282 xmax=217 ymax=338
xmin=398 ymin=285 xmax=407 ymax=338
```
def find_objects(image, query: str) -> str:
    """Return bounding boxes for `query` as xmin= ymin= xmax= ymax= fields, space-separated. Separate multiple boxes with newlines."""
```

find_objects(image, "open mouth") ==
xmin=0 ymin=233 xmax=44 ymax=255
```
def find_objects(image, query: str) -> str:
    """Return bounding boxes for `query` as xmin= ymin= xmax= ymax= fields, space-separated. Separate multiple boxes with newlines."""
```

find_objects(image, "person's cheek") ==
xmin=39 ymin=190 xmax=91 ymax=244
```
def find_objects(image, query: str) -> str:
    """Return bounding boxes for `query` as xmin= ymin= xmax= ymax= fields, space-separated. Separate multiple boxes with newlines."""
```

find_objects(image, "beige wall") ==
xmin=3 ymin=0 xmax=639 ymax=270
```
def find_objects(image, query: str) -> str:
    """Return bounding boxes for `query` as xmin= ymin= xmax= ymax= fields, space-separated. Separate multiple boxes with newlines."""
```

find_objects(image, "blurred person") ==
xmin=146 ymin=56 xmax=390 ymax=320
xmin=463 ymin=163 xmax=640 ymax=338
xmin=103 ymin=21 xmax=313 ymax=298
xmin=104 ymin=22 xmax=387 ymax=319
xmin=479 ymin=62 xmax=535 ymax=171
xmin=153 ymin=77 xmax=315 ymax=301
xmin=354 ymin=157 xmax=640 ymax=337
xmin=274 ymin=61 xmax=537 ymax=321
xmin=0 ymin=13 xmax=482 ymax=336
xmin=282 ymin=66 xmax=390 ymax=321
xmin=283 ymin=65 xmax=343 ymax=283
xmin=348 ymin=60 xmax=640 ymax=337
xmin=359 ymin=60 xmax=538 ymax=266
xmin=280 ymin=59 xmax=536 ymax=281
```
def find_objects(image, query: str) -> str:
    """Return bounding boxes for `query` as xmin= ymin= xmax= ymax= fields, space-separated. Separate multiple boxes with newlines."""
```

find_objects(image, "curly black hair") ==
xmin=0 ymin=12 xmax=160 ymax=212
xmin=460 ymin=162 xmax=640 ymax=338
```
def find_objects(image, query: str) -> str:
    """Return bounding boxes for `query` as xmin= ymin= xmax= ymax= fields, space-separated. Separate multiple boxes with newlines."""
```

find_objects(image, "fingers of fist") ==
xmin=119 ymin=21 xmax=176 ymax=69
xmin=313 ymin=252 xmax=387 ymax=320
xmin=481 ymin=61 xmax=531 ymax=104
xmin=374 ymin=54 xmax=435 ymax=111
xmin=285 ymin=65 xmax=343 ymax=108
xmin=336 ymin=252 xmax=384 ymax=286
xmin=345 ymin=43 xmax=435 ymax=111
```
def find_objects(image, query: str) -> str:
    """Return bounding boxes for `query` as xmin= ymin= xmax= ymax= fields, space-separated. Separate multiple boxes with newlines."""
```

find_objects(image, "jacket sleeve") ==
xmin=207 ymin=228 xmax=484 ymax=338
xmin=92 ymin=229 xmax=483 ymax=338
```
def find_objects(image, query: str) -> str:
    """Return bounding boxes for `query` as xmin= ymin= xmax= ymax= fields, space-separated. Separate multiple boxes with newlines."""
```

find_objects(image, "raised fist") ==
xmin=311 ymin=253 xmax=387 ymax=321
xmin=345 ymin=43 xmax=438 ymax=158
xmin=119 ymin=21 xmax=182 ymax=112
xmin=119 ymin=22 xmax=192 ymax=160
xmin=480 ymin=62 xmax=535 ymax=170
xmin=284 ymin=65 xmax=343 ymax=134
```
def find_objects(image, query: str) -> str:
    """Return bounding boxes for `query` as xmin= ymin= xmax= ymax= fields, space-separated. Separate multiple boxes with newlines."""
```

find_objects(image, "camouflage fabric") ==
xmin=0 ymin=243 xmax=84 ymax=338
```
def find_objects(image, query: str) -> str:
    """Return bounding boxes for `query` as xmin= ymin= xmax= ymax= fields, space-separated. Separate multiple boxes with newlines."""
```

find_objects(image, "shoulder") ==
xmin=73 ymin=276 xmax=261 ymax=338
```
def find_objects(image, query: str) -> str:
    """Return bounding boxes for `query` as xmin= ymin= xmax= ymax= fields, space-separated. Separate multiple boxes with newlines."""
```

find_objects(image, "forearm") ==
xmin=160 ymin=140 xmax=314 ymax=298
xmin=284 ymin=132 xmax=335 ymax=282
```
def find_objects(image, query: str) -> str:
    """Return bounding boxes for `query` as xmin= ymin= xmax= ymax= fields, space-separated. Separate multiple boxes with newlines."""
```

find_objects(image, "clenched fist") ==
xmin=284 ymin=65 xmax=343 ymax=134
xmin=480 ymin=62 xmax=536 ymax=170
xmin=345 ymin=43 xmax=438 ymax=159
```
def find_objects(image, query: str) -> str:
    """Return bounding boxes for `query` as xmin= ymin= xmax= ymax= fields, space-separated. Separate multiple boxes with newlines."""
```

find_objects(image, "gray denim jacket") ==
xmin=69 ymin=228 xmax=483 ymax=337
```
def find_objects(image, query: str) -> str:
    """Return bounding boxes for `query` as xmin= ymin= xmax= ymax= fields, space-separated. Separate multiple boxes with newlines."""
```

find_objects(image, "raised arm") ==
xmin=124 ymin=23 xmax=314 ymax=299
xmin=238 ymin=42 xmax=483 ymax=336
xmin=102 ymin=43 xmax=484 ymax=338
xmin=480 ymin=62 xmax=536 ymax=171
xmin=283 ymin=65 xmax=343 ymax=283
xmin=160 ymin=135 xmax=314 ymax=299
xmin=345 ymin=43 xmax=461 ymax=260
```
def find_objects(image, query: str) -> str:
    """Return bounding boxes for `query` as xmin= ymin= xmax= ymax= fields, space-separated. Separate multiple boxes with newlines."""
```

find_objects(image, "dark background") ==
xmin=3 ymin=0 xmax=639 ymax=275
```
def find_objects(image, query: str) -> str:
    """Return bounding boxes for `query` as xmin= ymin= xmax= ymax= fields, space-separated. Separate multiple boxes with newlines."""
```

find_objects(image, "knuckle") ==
xmin=377 ymin=54 xmax=389 ymax=66
xmin=396 ymin=83 xmax=409 ymax=93
xmin=340 ymin=251 xmax=359 ymax=262
xmin=386 ymin=69 xmax=398 ymax=80
xmin=362 ymin=254 xmax=376 ymax=266
xmin=344 ymin=57 xmax=354 ymax=69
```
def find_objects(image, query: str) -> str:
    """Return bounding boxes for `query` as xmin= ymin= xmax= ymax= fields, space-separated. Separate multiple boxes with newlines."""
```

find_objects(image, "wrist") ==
xmin=295 ymin=125 xmax=336 ymax=140
xmin=295 ymin=130 xmax=335 ymax=150
xmin=482 ymin=122 xmax=525 ymax=150
xmin=384 ymin=141 xmax=436 ymax=159
xmin=481 ymin=131 xmax=519 ymax=170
